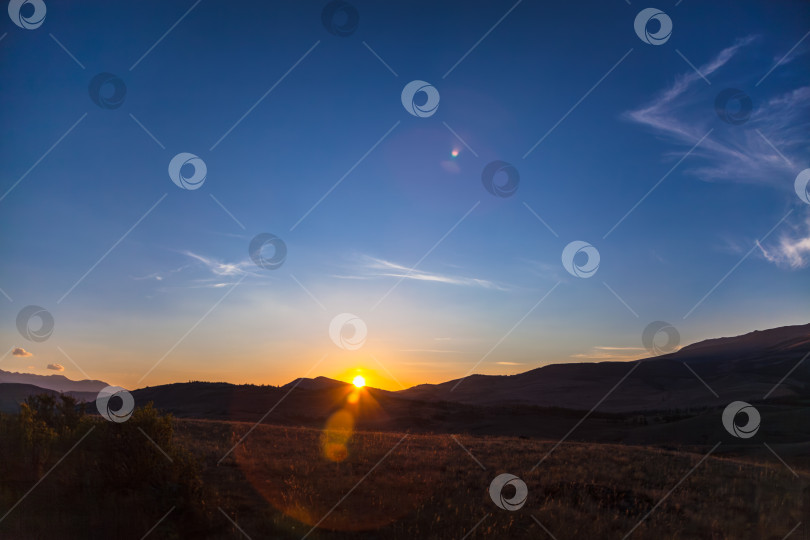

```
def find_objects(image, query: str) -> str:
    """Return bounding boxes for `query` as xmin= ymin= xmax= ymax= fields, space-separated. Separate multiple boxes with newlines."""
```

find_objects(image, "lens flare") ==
xmin=353 ymin=375 xmax=366 ymax=388
xmin=321 ymin=409 xmax=354 ymax=462
xmin=451 ymin=148 xmax=459 ymax=158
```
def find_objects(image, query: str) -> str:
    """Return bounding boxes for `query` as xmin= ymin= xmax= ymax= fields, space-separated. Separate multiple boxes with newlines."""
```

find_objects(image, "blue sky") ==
xmin=1 ymin=0 xmax=808 ymax=389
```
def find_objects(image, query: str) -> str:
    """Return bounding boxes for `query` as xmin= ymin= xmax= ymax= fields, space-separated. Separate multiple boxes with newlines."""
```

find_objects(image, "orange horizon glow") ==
xmin=24 ymin=359 xmax=538 ymax=393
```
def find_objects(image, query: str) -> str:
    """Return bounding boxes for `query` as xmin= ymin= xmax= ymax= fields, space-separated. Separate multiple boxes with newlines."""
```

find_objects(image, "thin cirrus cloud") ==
xmin=335 ymin=256 xmax=508 ymax=291
xmin=624 ymin=35 xmax=808 ymax=185
xmin=571 ymin=346 xmax=647 ymax=361
xmin=183 ymin=251 xmax=254 ymax=278
xmin=626 ymin=36 xmax=810 ymax=271
xmin=757 ymin=218 xmax=810 ymax=269
xmin=132 ymin=264 xmax=189 ymax=282
xmin=134 ymin=252 xmax=258 ymax=289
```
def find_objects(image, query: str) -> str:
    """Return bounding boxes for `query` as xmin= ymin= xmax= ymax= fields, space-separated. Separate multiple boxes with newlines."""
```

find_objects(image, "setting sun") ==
xmin=352 ymin=375 xmax=366 ymax=388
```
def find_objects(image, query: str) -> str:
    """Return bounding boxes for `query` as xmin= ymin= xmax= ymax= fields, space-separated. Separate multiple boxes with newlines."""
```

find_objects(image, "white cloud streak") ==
xmin=336 ymin=256 xmax=508 ymax=291
xmin=625 ymin=36 xmax=809 ymax=185
xmin=571 ymin=346 xmax=648 ymax=361
xmin=757 ymin=217 xmax=810 ymax=269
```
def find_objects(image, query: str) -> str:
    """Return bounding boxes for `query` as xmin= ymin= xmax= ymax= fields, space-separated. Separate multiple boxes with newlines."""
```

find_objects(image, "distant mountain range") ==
xmin=121 ymin=323 xmax=808 ymax=447
xmin=0 ymin=383 xmax=101 ymax=413
xmin=2 ymin=324 xmax=806 ymax=465
xmin=2 ymin=323 xmax=808 ymax=422
xmin=0 ymin=370 xmax=109 ymax=413
xmin=0 ymin=368 xmax=109 ymax=393
xmin=397 ymin=323 xmax=810 ymax=412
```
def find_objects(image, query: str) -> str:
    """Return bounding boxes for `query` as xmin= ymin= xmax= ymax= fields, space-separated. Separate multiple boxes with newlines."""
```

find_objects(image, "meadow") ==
xmin=180 ymin=419 xmax=809 ymax=540
xmin=2 ymin=396 xmax=805 ymax=539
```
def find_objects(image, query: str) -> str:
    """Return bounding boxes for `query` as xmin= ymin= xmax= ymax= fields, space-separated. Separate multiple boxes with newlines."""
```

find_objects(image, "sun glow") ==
xmin=352 ymin=375 xmax=366 ymax=388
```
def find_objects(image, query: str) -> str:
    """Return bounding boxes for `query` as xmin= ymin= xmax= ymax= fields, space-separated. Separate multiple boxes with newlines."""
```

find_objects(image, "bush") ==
xmin=84 ymin=403 xmax=207 ymax=518
xmin=0 ymin=395 xmax=214 ymax=538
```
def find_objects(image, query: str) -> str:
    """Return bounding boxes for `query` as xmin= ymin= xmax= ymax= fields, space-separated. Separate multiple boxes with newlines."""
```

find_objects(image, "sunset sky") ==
xmin=1 ymin=0 xmax=808 ymax=390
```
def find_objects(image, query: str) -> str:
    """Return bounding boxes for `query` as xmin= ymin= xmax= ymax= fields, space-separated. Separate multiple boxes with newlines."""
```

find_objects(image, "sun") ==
xmin=352 ymin=375 xmax=366 ymax=388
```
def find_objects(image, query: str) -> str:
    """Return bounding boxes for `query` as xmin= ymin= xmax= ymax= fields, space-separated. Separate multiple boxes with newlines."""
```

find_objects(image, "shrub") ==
xmin=0 ymin=395 xmax=214 ymax=538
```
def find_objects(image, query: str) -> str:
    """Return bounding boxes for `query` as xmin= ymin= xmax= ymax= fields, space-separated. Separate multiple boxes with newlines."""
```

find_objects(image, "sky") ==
xmin=1 ymin=0 xmax=808 ymax=391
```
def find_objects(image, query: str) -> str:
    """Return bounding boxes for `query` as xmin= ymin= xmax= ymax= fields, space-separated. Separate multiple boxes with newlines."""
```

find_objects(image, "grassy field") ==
xmin=176 ymin=418 xmax=808 ymax=540
xmin=1 ymin=401 xmax=807 ymax=539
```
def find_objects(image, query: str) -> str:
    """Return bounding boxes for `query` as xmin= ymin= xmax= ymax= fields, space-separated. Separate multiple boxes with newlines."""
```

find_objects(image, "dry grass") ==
xmin=175 ymin=418 xmax=809 ymax=540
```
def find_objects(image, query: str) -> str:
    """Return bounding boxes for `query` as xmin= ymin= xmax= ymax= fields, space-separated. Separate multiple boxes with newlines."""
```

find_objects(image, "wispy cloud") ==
xmin=12 ymin=347 xmax=32 ymax=357
xmin=768 ymin=37 xmax=809 ymax=71
xmin=757 ymin=216 xmax=810 ymax=269
xmin=626 ymin=37 xmax=756 ymax=140
xmin=132 ymin=264 xmax=189 ymax=282
xmin=135 ymin=251 xmax=262 ymax=290
xmin=625 ymin=36 xmax=809 ymax=185
xmin=571 ymin=346 xmax=647 ymax=361
xmin=336 ymin=256 xmax=507 ymax=290
xmin=183 ymin=251 xmax=254 ymax=277
xmin=496 ymin=361 xmax=524 ymax=366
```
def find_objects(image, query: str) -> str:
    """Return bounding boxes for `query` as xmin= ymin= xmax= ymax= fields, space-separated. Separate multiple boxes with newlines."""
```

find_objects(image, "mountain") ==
xmin=281 ymin=375 xmax=349 ymax=391
xmin=112 ymin=324 xmax=809 ymax=455
xmin=0 ymin=368 xmax=109 ymax=394
xmin=129 ymin=324 xmax=810 ymax=424
xmin=7 ymin=323 xmax=805 ymax=437
xmin=0 ymin=383 xmax=101 ymax=413
xmin=0 ymin=383 xmax=58 ymax=413
xmin=132 ymin=380 xmax=402 ymax=426
xmin=397 ymin=323 xmax=810 ymax=412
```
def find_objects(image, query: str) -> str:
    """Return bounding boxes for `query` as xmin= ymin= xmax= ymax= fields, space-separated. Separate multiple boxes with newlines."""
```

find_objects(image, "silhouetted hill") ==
xmin=281 ymin=376 xmax=348 ymax=391
xmin=398 ymin=323 xmax=810 ymax=412
xmin=124 ymin=324 xmax=809 ymax=452
xmin=132 ymin=381 xmax=402 ymax=426
xmin=0 ymin=382 xmax=100 ymax=413
xmin=129 ymin=324 xmax=810 ymax=422
xmin=0 ymin=368 xmax=109 ymax=394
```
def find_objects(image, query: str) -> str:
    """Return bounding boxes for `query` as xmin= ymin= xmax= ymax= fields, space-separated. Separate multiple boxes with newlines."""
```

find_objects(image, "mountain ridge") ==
xmin=0 ymin=368 xmax=110 ymax=393
xmin=3 ymin=323 xmax=807 ymax=417
xmin=394 ymin=323 xmax=810 ymax=410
